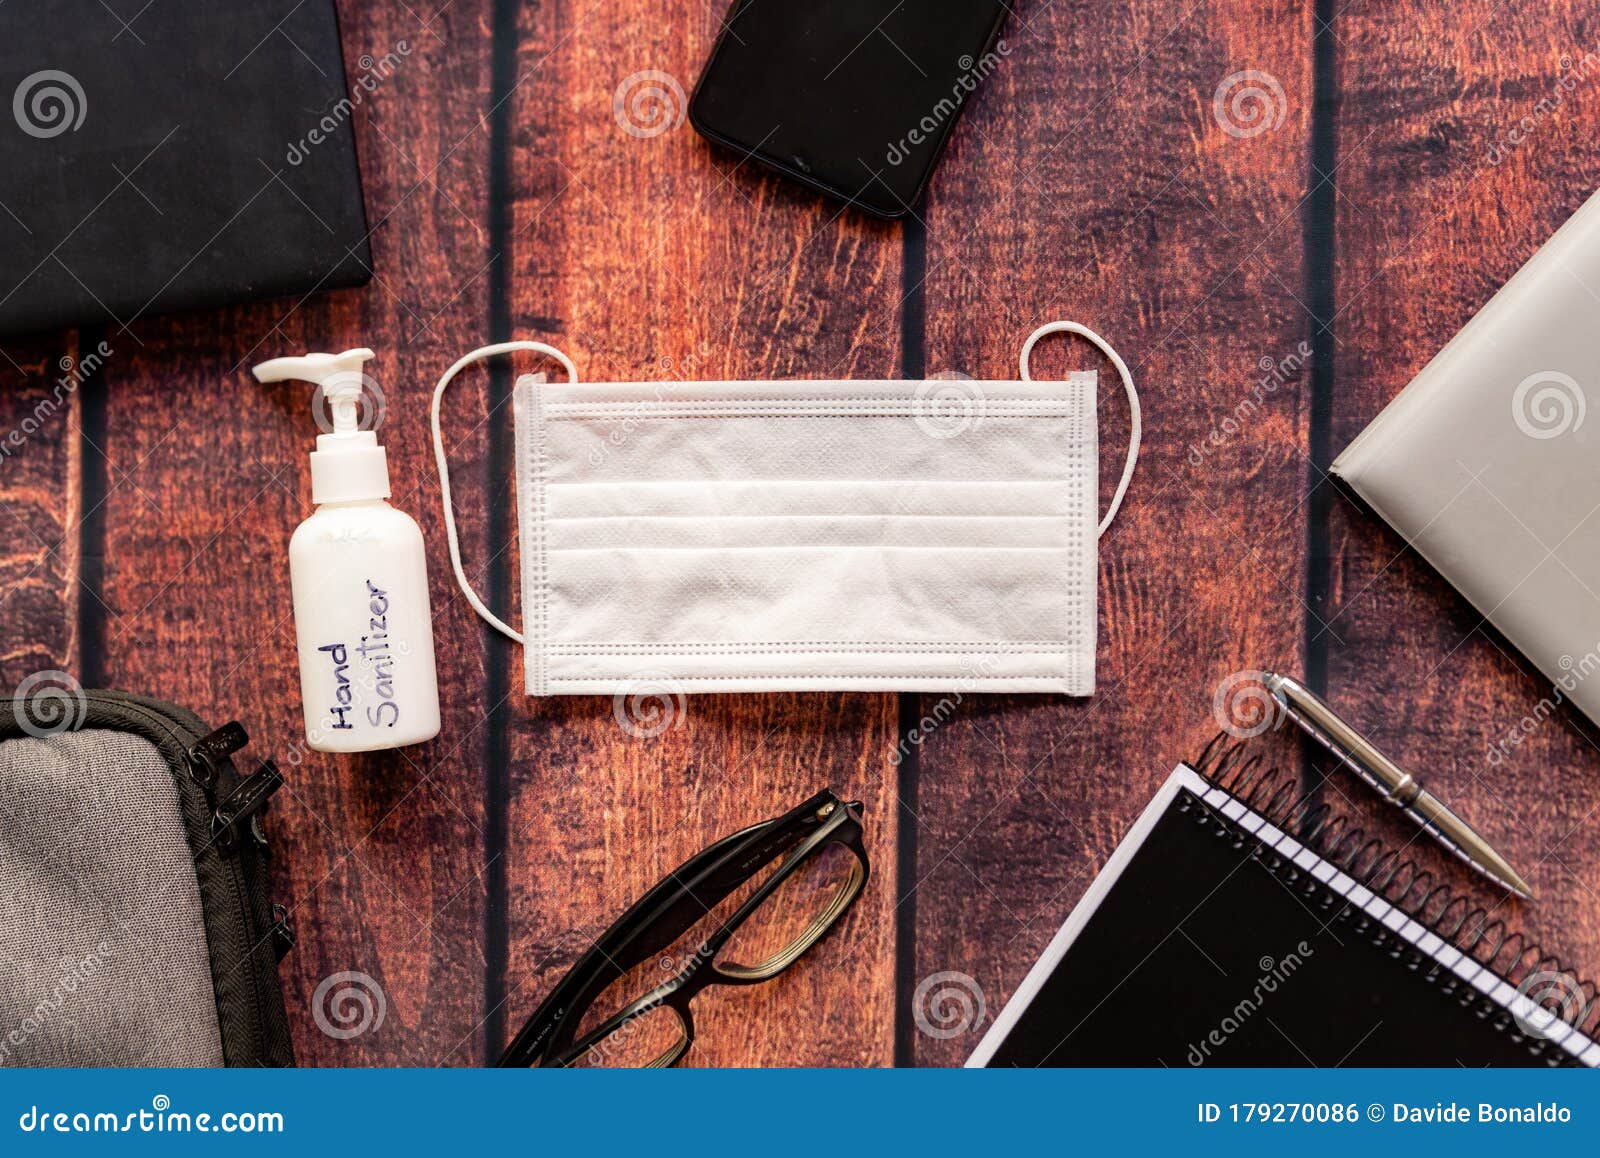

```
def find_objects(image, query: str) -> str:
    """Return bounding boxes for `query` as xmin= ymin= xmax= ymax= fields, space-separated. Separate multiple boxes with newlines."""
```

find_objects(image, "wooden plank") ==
xmin=92 ymin=0 xmax=497 ymax=1064
xmin=495 ymin=2 xmax=904 ymax=1067
xmin=912 ymin=1 xmax=1315 ymax=1063
xmin=0 ymin=337 xmax=82 ymax=687
xmin=1325 ymin=3 xmax=1600 ymax=975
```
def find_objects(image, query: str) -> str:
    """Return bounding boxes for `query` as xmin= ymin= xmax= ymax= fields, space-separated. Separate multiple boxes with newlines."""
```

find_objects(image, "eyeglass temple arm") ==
xmin=608 ymin=790 xmax=837 ymax=927
xmin=496 ymin=822 xmax=786 ymax=1067
xmin=588 ymin=800 xmax=836 ymax=963
xmin=594 ymin=792 xmax=853 ymax=982
xmin=497 ymin=793 xmax=844 ymax=1066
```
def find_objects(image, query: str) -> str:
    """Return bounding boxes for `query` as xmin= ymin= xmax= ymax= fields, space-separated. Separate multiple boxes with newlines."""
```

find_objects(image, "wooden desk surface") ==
xmin=3 ymin=1 xmax=1598 ymax=1067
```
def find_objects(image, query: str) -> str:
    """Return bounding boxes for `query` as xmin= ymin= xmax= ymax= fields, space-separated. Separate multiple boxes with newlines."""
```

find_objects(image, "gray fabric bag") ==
xmin=0 ymin=688 xmax=293 ymax=1066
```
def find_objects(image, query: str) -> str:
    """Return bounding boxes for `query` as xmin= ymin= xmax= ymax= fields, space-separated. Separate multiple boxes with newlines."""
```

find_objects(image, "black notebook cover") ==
xmin=971 ymin=740 xmax=1600 ymax=1067
xmin=0 ymin=1 xmax=371 ymax=337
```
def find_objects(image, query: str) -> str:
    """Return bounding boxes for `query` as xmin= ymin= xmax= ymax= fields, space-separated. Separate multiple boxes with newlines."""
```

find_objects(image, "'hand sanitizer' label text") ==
xmin=317 ymin=579 xmax=405 ymax=730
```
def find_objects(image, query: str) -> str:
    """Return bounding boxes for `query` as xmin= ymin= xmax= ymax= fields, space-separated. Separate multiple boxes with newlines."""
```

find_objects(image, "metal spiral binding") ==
xmin=1191 ymin=733 xmax=1600 ymax=1063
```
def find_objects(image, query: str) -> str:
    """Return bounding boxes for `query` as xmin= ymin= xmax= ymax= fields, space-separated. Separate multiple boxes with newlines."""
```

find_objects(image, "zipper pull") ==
xmin=250 ymin=809 xmax=274 ymax=859
xmin=187 ymin=721 xmax=249 ymax=789
xmin=270 ymin=903 xmax=296 ymax=961
xmin=212 ymin=759 xmax=283 ymax=852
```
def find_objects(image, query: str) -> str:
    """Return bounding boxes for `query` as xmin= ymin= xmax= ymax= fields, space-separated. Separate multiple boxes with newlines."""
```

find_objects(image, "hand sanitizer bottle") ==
xmin=253 ymin=348 xmax=441 ymax=752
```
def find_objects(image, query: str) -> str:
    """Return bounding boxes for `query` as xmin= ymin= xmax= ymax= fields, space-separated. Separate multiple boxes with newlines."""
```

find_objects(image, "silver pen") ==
xmin=1262 ymin=672 xmax=1533 ymax=900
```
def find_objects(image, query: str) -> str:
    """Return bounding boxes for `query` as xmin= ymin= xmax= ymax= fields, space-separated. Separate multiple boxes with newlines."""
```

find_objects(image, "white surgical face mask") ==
xmin=431 ymin=322 xmax=1139 ymax=696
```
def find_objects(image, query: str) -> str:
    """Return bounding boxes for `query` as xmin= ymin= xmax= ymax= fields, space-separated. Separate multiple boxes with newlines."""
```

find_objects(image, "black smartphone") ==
xmin=689 ymin=0 xmax=1011 ymax=219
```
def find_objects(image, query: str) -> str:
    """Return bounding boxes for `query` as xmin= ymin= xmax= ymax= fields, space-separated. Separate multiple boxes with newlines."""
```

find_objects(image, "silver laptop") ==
xmin=1332 ymin=187 xmax=1600 ymax=726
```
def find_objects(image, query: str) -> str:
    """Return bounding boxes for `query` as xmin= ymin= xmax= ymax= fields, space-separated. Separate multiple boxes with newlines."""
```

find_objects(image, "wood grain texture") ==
xmin=91 ymin=0 xmax=497 ymax=1065
xmin=490 ymin=0 xmax=904 ymax=1067
xmin=1325 ymin=3 xmax=1600 ymax=975
xmin=8 ymin=0 xmax=1600 ymax=1070
xmin=909 ymin=0 xmax=1315 ymax=1064
xmin=0 ymin=337 xmax=81 ymax=687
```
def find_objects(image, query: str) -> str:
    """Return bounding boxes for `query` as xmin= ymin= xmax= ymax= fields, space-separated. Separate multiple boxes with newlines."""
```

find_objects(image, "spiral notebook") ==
xmin=968 ymin=737 xmax=1600 ymax=1067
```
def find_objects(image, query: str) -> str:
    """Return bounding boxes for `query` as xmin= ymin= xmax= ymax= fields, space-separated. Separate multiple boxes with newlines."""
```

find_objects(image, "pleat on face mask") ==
xmin=431 ymin=322 xmax=1139 ymax=697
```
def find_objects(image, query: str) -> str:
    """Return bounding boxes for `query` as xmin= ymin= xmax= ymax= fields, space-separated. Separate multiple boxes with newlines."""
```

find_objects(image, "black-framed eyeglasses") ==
xmin=497 ymin=788 xmax=869 ymax=1068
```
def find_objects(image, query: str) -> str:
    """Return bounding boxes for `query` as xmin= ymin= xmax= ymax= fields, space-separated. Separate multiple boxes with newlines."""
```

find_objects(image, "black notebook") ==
xmin=0 ymin=0 xmax=371 ymax=338
xmin=969 ymin=737 xmax=1600 ymax=1067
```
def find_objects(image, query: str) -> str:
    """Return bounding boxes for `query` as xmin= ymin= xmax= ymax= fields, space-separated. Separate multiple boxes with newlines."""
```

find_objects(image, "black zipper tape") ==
xmin=0 ymin=691 xmax=294 ymax=1066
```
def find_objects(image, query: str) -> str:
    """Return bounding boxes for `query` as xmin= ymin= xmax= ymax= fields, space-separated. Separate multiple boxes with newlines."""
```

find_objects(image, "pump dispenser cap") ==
xmin=253 ymin=348 xmax=391 ymax=504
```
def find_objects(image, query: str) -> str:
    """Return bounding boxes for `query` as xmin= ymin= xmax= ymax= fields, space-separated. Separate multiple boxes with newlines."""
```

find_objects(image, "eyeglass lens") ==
xmin=563 ymin=837 xmax=865 ymax=1066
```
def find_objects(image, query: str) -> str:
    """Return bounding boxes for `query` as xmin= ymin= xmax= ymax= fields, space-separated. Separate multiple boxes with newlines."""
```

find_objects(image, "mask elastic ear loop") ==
xmin=430 ymin=340 xmax=579 ymax=644
xmin=1019 ymin=321 xmax=1141 ymax=537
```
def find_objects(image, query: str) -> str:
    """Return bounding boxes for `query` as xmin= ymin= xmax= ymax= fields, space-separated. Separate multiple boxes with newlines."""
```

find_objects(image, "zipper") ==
xmin=188 ymin=719 xmax=249 ymax=789
xmin=212 ymin=760 xmax=283 ymax=851
xmin=35 ymin=692 xmax=288 ymax=1065
xmin=119 ymin=696 xmax=281 ymax=1066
